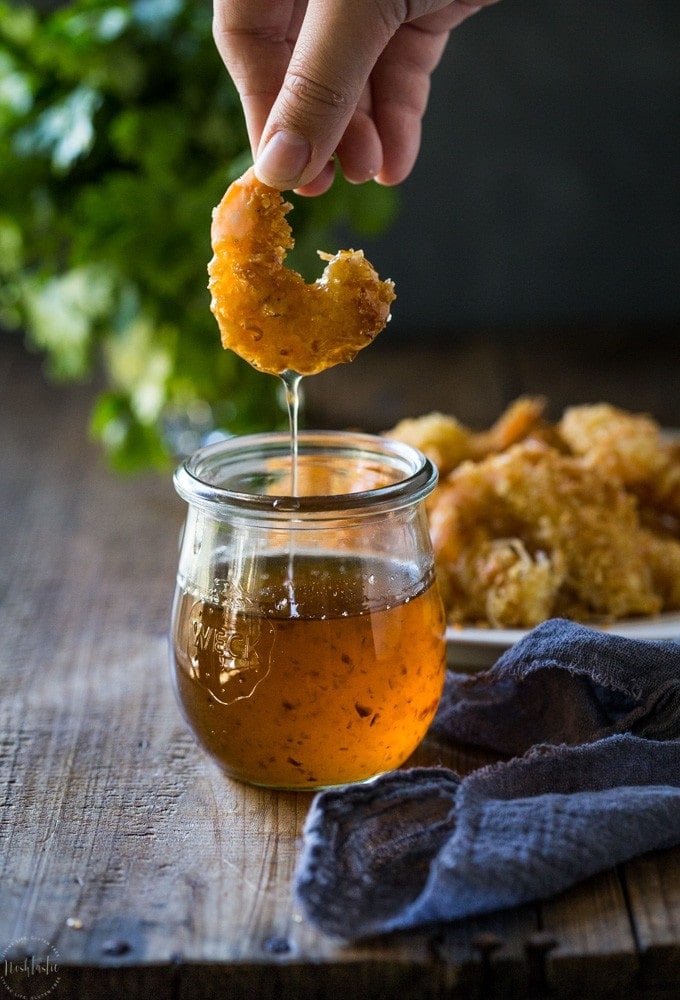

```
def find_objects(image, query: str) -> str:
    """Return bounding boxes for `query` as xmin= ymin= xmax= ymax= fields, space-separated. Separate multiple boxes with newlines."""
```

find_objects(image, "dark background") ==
xmin=349 ymin=0 xmax=680 ymax=341
xmin=7 ymin=0 xmax=679 ymax=442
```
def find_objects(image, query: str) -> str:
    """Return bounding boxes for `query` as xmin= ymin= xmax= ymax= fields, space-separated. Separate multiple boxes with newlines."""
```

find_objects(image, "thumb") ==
xmin=254 ymin=0 xmax=398 ymax=190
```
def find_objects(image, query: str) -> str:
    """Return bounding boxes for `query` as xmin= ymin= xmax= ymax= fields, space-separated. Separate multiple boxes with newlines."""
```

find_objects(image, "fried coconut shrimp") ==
xmin=387 ymin=412 xmax=473 ymax=477
xmin=467 ymin=395 xmax=549 ymax=460
xmin=208 ymin=168 xmax=395 ymax=376
xmin=429 ymin=440 xmax=665 ymax=628
xmin=390 ymin=397 xmax=680 ymax=629
xmin=559 ymin=403 xmax=668 ymax=487
xmin=558 ymin=403 xmax=680 ymax=524
xmin=388 ymin=396 xmax=548 ymax=477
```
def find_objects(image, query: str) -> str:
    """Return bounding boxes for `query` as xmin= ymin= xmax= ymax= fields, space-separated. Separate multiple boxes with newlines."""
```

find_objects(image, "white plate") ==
xmin=446 ymin=612 xmax=680 ymax=672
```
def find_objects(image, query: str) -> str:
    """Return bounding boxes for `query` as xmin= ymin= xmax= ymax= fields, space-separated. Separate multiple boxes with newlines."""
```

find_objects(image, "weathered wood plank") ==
xmin=505 ymin=328 xmax=680 ymax=429
xmin=626 ymin=848 xmax=680 ymax=991
xmin=304 ymin=328 xmax=680 ymax=435
xmin=540 ymin=869 xmax=638 ymax=996
xmin=2 ymin=335 xmax=680 ymax=999
xmin=1 ymin=341 xmax=488 ymax=988
xmin=303 ymin=339 xmax=510 ymax=432
xmin=431 ymin=905 xmax=540 ymax=999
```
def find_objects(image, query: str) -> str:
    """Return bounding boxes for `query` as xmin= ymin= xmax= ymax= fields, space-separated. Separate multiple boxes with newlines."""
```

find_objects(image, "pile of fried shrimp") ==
xmin=388 ymin=398 xmax=680 ymax=629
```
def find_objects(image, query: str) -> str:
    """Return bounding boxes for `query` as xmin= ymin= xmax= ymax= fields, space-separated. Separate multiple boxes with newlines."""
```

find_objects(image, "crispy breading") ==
xmin=387 ymin=412 xmax=472 ymax=477
xmin=390 ymin=399 xmax=680 ymax=629
xmin=387 ymin=396 xmax=547 ymax=477
xmin=559 ymin=402 xmax=680 ymax=520
xmin=429 ymin=440 xmax=662 ymax=627
xmin=208 ymin=167 xmax=395 ymax=376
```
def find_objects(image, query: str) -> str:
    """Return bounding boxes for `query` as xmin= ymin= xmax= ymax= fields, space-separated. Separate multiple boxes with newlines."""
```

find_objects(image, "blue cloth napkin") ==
xmin=295 ymin=619 xmax=680 ymax=939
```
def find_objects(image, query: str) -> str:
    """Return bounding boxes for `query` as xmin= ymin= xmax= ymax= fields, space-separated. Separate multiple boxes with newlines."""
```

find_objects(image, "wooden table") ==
xmin=2 ymin=334 xmax=680 ymax=999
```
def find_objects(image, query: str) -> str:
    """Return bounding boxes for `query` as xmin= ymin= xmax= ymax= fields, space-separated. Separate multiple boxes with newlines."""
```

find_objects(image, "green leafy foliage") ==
xmin=0 ymin=0 xmax=397 ymax=472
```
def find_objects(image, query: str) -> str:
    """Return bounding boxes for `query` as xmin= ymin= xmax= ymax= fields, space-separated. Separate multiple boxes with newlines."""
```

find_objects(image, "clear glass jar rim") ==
xmin=173 ymin=430 xmax=437 ymax=519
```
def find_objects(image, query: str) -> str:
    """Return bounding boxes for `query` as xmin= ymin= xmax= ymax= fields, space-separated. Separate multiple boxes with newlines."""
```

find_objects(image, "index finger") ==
xmin=212 ymin=0 xmax=303 ymax=155
xmin=255 ymin=0 xmax=397 ymax=188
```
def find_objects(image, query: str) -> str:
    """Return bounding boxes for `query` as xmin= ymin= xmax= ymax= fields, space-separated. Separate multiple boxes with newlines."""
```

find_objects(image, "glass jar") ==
xmin=170 ymin=430 xmax=446 ymax=790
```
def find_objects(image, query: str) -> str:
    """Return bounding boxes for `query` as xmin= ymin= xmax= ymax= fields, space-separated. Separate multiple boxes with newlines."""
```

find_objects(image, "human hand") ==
xmin=213 ymin=1 xmax=500 ymax=195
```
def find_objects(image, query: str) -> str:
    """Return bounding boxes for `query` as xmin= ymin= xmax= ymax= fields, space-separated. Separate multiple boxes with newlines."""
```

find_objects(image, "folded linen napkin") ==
xmin=295 ymin=619 xmax=680 ymax=939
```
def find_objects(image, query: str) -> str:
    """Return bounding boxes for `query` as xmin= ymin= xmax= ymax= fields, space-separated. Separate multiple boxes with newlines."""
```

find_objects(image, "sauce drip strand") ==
xmin=280 ymin=370 xmax=303 ymax=496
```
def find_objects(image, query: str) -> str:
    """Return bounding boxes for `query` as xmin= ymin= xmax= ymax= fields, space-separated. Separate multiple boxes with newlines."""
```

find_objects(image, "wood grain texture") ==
xmin=1 ymin=335 xmax=679 ymax=999
xmin=304 ymin=327 xmax=680 ymax=433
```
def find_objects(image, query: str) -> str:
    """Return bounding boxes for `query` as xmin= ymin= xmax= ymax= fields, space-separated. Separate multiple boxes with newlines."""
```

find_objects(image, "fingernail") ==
xmin=255 ymin=130 xmax=311 ymax=188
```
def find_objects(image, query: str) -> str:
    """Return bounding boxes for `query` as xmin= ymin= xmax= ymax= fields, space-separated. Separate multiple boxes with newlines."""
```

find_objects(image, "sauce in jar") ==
xmin=171 ymin=552 xmax=445 ymax=789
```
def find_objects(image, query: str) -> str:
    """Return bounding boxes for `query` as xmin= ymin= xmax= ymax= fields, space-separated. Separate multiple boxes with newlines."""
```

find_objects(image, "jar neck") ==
xmin=173 ymin=430 xmax=437 ymax=523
